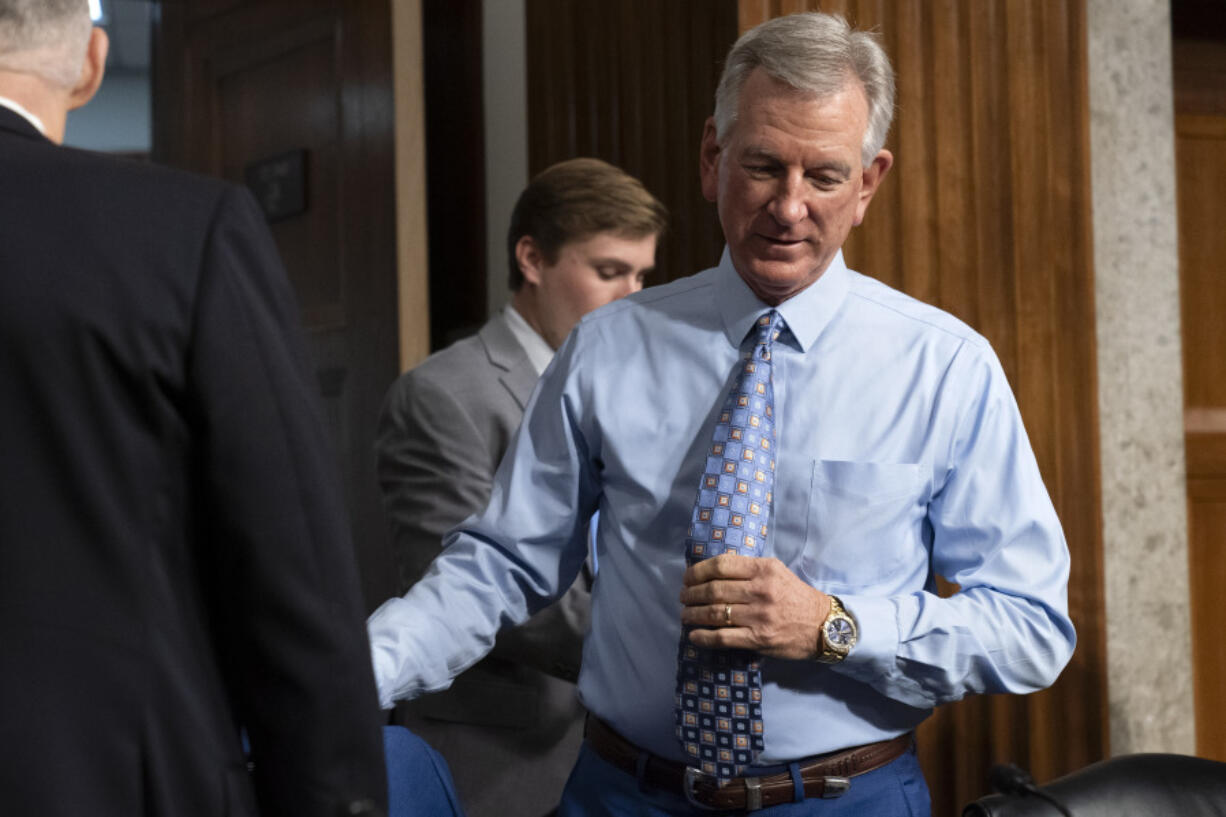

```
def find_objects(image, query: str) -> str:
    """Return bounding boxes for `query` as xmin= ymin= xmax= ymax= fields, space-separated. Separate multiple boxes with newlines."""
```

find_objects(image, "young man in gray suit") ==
xmin=375 ymin=157 xmax=667 ymax=817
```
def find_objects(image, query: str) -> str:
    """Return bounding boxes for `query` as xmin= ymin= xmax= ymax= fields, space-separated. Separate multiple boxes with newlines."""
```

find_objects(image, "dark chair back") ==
xmin=963 ymin=753 xmax=1226 ymax=817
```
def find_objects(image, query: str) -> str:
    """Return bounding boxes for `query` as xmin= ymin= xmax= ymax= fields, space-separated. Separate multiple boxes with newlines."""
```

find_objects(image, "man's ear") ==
xmin=853 ymin=149 xmax=894 ymax=227
xmin=515 ymin=235 xmax=545 ymax=287
xmin=67 ymin=27 xmax=108 ymax=112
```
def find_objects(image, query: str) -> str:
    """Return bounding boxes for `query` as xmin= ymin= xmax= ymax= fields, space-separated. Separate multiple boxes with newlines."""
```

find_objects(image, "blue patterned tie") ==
xmin=675 ymin=309 xmax=784 ymax=781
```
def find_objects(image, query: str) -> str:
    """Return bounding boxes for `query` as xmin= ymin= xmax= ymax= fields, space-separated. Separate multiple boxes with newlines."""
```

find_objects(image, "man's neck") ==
xmin=0 ymin=73 xmax=66 ymax=142
xmin=510 ymin=288 xmax=548 ymax=346
xmin=504 ymin=296 xmax=555 ymax=377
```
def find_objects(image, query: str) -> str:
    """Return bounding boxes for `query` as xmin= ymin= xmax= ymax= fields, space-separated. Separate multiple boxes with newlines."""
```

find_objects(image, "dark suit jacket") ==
xmin=375 ymin=311 xmax=590 ymax=816
xmin=0 ymin=106 xmax=387 ymax=817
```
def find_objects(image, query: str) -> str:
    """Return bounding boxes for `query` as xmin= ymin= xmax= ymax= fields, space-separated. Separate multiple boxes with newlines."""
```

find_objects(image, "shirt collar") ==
xmin=714 ymin=246 xmax=851 ymax=353
xmin=0 ymin=95 xmax=47 ymax=136
xmin=503 ymin=304 xmax=555 ymax=377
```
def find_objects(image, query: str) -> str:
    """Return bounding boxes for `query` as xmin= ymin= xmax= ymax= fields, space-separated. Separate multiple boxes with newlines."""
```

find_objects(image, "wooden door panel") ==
xmin=211 ymin=18 xmax=345 ymax=328
xmin=1188 ymin=470 xmax=1226 ymax=761
xmin=1177 ymin=108 xmax=1226 ymax=763
xmin=154 ymin=0 xmax=400 ymax=611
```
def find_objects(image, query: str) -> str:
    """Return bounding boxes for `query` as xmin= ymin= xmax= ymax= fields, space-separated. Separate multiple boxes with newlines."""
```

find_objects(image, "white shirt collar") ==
xmin=0 ymin=95 xmax=47 ymax=136
xmin=503 ymin=304 xmax=554 ymax=377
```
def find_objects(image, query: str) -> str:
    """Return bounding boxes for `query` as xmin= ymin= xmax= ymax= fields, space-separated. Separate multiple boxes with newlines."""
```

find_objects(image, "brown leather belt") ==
xmin=585 ymin=716 xmax=912 ymax=811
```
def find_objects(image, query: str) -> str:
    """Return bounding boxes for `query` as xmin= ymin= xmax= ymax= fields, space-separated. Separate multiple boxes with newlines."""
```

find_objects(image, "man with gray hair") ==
xmin=369 ymin=12 xmax=1074 ymax=816
xmin=0 ymin=2 xmax=388 ymax=815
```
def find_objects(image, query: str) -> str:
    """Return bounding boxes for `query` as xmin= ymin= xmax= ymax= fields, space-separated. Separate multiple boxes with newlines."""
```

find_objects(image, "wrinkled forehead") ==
xmin=725 ymin=76 xmax=869 ymax=153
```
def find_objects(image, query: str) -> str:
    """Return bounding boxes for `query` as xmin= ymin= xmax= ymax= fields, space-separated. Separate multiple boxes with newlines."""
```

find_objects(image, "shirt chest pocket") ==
xmin=795 ymin=459 xmax=929 ymax=590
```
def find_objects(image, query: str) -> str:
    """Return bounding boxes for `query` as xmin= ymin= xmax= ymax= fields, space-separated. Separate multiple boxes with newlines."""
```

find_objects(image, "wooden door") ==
xmin=152 ymin=0 xmax=401 ymax=611
xmin=1174 ymin=11 xmax=1226 ymax=762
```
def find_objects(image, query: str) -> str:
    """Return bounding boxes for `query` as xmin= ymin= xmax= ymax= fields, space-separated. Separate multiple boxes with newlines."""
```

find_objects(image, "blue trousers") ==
xmin=557 ymin=742 xmax=931 ymax=817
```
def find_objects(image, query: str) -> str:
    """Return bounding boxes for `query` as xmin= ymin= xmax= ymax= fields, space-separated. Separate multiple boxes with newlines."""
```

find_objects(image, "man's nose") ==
xmin=767 ymin=177 xmax=807 ymax=225
xmin=623 ymin=274 xmax=645 ymax=295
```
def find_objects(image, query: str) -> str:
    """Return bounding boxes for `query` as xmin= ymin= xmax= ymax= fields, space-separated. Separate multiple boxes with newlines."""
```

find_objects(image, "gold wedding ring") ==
xmin=724 ymin=603 xmax=733 ymax=627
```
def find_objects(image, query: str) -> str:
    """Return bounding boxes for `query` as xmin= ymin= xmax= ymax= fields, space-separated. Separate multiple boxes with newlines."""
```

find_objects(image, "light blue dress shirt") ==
xmin=368 ymin=248 xmax=1076 ymax=765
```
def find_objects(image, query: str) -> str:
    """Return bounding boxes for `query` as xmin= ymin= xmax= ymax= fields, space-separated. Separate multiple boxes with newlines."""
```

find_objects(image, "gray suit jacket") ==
xmin=375 ymin=311 xmax=590 ymax=816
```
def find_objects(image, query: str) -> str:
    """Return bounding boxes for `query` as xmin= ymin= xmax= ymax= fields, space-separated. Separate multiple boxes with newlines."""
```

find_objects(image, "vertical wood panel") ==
xmin=525 ymin=0 xmax=738 ymax=284
xmin=1188 ymin=473 xmax=1226 ymax=761
xmin=737 ymin=1 xmax=1106 ymax=812
xmin=1176 ymin=67 xmax=1226 ymax=760
xmin=1177 ymin=116 xmax=1226 ymax=409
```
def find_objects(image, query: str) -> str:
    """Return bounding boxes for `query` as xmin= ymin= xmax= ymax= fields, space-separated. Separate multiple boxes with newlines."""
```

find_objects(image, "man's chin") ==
xmin=734 ymin=257 xmax=824 ymax=304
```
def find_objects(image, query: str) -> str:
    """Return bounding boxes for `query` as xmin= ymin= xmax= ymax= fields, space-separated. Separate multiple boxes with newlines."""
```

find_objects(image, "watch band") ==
xmin=816 ymin=594 xmax=857 ymax=663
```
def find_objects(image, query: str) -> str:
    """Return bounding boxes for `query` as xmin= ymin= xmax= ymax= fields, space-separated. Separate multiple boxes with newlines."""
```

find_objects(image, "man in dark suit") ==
xmin=375 ymin=158 xmax=666 ymax=816
xmin=0 ymin=2 xmax=387 ymax=815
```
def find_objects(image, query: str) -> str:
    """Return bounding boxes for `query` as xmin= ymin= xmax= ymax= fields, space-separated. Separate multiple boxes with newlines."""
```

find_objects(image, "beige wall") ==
xmin=1088 ymin=0 xmax=1195 ymax=755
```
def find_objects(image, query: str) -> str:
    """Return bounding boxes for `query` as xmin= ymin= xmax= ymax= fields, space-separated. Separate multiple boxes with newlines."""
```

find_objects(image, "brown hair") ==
xmin=507 ymin=158 xmax=667 ymax=291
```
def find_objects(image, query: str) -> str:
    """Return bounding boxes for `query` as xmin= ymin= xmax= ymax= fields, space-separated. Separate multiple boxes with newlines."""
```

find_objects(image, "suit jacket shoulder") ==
xmin=376 ymin=312 xmax=536 ymax=586
xmin=392 ymin=310 xmax=538 ymax=425
xmin=0 ymin=125 xmax=387 ymax=816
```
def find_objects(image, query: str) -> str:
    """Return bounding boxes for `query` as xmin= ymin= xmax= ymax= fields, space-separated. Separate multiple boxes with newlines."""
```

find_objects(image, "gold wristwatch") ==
xmin=815 ymin=595 xmax=857 ymax=664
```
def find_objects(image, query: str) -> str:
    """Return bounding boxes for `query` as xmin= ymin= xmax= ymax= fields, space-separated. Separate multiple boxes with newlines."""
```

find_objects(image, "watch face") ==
xmin=826 ymin=617 xmax=855 ymax=648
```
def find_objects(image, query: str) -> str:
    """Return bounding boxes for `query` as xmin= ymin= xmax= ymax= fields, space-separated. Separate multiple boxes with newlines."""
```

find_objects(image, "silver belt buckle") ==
xmin=682 ymin=767 xmax=722 ymax=811
xmin=683 ymin=768 xmax=767 ymax=812
xmin=822 ymin=776 xmax=852 ymax=798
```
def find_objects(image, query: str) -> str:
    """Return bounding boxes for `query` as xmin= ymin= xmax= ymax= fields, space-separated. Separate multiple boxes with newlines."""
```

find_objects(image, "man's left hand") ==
xmin=680 ymin=553 xmax=828 ymax=660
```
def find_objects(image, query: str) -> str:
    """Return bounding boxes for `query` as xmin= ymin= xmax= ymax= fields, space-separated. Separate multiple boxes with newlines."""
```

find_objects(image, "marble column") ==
xmin=1087 ymin=0 xmax=1195 ymax=754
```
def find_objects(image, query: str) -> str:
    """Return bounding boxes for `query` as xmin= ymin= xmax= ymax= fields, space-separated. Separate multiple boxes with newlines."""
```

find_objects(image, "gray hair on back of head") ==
xmin=713 ymin=12 xmax=896 ymax=167
xmin=0 ymin=0 xmax=93 ymax=88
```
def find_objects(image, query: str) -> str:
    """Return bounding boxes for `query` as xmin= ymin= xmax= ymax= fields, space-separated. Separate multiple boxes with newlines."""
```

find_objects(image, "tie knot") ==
xmin=751 ymin=310 xmax=785 ymax=360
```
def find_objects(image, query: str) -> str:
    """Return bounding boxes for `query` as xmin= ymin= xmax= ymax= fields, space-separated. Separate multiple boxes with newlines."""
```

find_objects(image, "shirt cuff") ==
xmin=367 ymin=597 xmax=411 ymax=710
xmin=833 ymin=592 xmax=905 ymax=680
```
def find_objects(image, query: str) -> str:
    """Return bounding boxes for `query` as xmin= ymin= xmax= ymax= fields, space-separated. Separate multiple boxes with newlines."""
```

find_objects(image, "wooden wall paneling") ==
xmin=683 ymin=3 xmax=738 ymax=276
xmin=1188 ymin=472 xmax=1226 ymax=761
xmin=966 ymin=1 xmax=1017 ymax=389
xmin=733 ymin=2 xmax=1106 ymax=813
xmin=525 ymin=0 xmax=737 ymax=283
xmin=1045 ymin=0 xmax=1107 ymax=783
xmin=928 ymin=1 xmax=976 ymax=325
xmin=526 ymin=0 xmax=573 ymax=173
xmin=1177 ymin=115 xmax=1226 ymax=410
xmin=872 ymin=0 xmax=937 ymax=302
xmin=1176 ymin=104 xmax=1226 ymax=761
xmin=632 ymin=0 xmax=669 ymax=227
